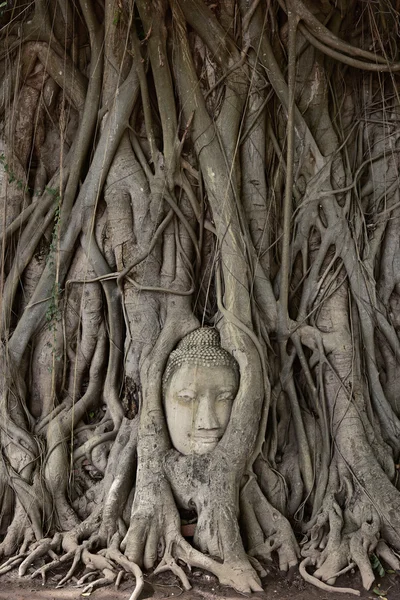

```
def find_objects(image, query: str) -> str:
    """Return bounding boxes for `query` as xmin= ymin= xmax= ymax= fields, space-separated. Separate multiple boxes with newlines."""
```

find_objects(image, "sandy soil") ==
xmin=0 ymin=563 xmax=399 ymax=600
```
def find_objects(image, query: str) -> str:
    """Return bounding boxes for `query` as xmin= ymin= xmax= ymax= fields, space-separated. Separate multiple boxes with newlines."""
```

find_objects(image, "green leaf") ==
xmin=373 ymin=588 xmax=387 ymax=598
xmin=371 ymin=554 xmax=385 ymax=578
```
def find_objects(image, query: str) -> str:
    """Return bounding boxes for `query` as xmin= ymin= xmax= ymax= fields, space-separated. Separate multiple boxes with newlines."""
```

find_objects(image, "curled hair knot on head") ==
xmin=162 ymin=327 xmax=239 ymax=393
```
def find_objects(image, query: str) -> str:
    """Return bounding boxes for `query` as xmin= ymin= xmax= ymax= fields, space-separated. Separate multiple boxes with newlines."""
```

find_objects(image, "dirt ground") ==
xmin=0 ymin=563 xmax=398 ymax=600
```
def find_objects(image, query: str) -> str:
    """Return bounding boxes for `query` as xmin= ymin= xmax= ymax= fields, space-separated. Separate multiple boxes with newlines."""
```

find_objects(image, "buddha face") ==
xmin=164 ymin=363 xmax=238 ymax=455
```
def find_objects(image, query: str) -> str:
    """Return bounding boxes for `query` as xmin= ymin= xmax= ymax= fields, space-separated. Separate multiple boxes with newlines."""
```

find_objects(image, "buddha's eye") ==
xmin=217 ymin=392 xmax=234 ymax=402
xmin=177 ymin=393 xmax=196 ymax=402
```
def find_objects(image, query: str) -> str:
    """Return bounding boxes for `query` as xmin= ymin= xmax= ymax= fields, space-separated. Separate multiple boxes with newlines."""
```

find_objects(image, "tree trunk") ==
xmin=0 ymin=0 xmax=400 ymax=595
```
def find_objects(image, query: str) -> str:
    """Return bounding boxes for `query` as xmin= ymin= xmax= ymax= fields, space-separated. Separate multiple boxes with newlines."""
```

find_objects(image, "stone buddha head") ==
xmin=163 ymin=328 xmax=239 ymax=455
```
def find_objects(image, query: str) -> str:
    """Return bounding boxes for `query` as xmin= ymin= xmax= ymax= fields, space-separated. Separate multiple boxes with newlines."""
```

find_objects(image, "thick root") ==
xmin=177 ymin=536 xmax=263 ymax=593
xmin=302 ymin=498 xmax=387 ymax=592
xmin=375 ymin=540 xmax=400 ymax=571
xmin=299 ymin=558 xmax=360 ymax=596
xmin=0 ymin=553 xmax=28 ymax=575
xmin=123 ymin=487 xmax=263 ymax=594
xmin=18 ymin=534 xmax=62 ymax=577
xmin=105 ymin=545 xmax=144 ymax=600
xmin=4 ymin=528 xmax=144 ymax=599
xmin=77 ymin=568 xmax=116 ymax=594
xmin=0 ymin=512 xmax=33 ymax=560
xmin=154 ymin=552 xmax=192 ymax=590
xmin=241 ymin=477 xmax=299 ymax=571
xmin=31 ymin=549 xmax=76 ymax=582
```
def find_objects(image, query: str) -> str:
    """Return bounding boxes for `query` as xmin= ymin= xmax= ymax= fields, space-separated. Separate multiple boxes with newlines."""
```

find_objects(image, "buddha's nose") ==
xmin=195 ymin=395 xmax=219 ymax=430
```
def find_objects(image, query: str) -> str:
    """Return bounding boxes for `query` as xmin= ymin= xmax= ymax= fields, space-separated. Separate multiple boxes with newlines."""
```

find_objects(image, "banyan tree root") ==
xmin=1 ymin=472 xmax=399 ymax=597
xmin=10 ymin=529 xmax=145 ymax=598
xmin=0 ymin=467 xmax=266 ymax=595
xmin=1 ymin=0 xmax=400 ymax=598
xmin=122 ymin=474 xmax=265 ymax=594
xmin=5 ymin=516 xmax=262 ymax=595
xmin=299 ymin=558 xmax=360 ymax=596
xmin=240 ymin=477 xmax=300 ymax=572
xmin=301 ymin=488 xmax=400 ymax=594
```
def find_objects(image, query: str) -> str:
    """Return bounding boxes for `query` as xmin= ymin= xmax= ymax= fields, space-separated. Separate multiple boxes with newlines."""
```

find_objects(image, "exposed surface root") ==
xmin=300 ymin=485 xmax=400 ymax=594
xmin=19 ymin=536 xmax=61 ymax=577
xmin=241 ymin=477 xmax=299 ymax=571
xmin=5 ymin=529 xmax=145 ymax=598
xmin=77 ymin=569 xmax=116 ymax=595
xmin=154 ymin=553 xmax=191 ymax=591
xmin=1 ymin=1 xmax=400 ymax=599
xmin=0 ymin=553 xmax=28 ymax=575
xmin=299 ymin=558 xmax=360 ymax=596
xmin=31 ymin=549 xmax=76 ymax=583
xmin=105 ymin=541 xmax=144 ymax=600
xmin=375 ymin=540 xmax=400 ymax=571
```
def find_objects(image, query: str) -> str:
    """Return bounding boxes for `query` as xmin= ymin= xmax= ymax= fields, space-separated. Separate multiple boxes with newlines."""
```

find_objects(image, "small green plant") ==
xmin=372 ymin=586 xmax=387 ymax=599
xmin=370 ymin=554 xmax=394 ymax=600
xmin=0 ymin=152 xmax=35 ymax=193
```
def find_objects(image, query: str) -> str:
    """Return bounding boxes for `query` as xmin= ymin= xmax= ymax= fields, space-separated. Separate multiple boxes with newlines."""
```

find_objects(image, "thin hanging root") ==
xmin=299 ymin=558 xmax=360 ymax=596
xmin=154 ymin=554 xmax=191 ymax=591
xmin=31 ymin=549 xmax=76 ymax=582
xmin=0 ymin=552 xmax=28 ymax=575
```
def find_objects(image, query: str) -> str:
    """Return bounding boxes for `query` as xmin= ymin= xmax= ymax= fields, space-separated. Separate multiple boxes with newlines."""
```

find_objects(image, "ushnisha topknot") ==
xmin=162 ymin=327 xmax=239 ymax=391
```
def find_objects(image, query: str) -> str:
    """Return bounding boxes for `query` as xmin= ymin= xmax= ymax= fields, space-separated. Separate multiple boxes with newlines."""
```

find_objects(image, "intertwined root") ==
xmin=3 ymin=454 xmax=400 ymax=599
xmin=301 ymin=498 xmax=400 ymax=594
xmin=2 ymin=492 xmax=400 ymax=598
xmin=0 ymin=530 xmax=144 ymax=599
xmin=299 ymin=558 xmax=361 ymax=597
xmin=123 ymin=490 xmax=264 ymax=594
xmin=0 ymin=507 xmax=264 ymax=596
xmin=241 ymin=478 xmax=300 ymax=572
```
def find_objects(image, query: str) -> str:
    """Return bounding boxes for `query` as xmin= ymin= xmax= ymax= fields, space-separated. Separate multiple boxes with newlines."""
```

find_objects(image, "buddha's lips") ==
xmin=191 ymin=432 xmax=221 ymax=442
